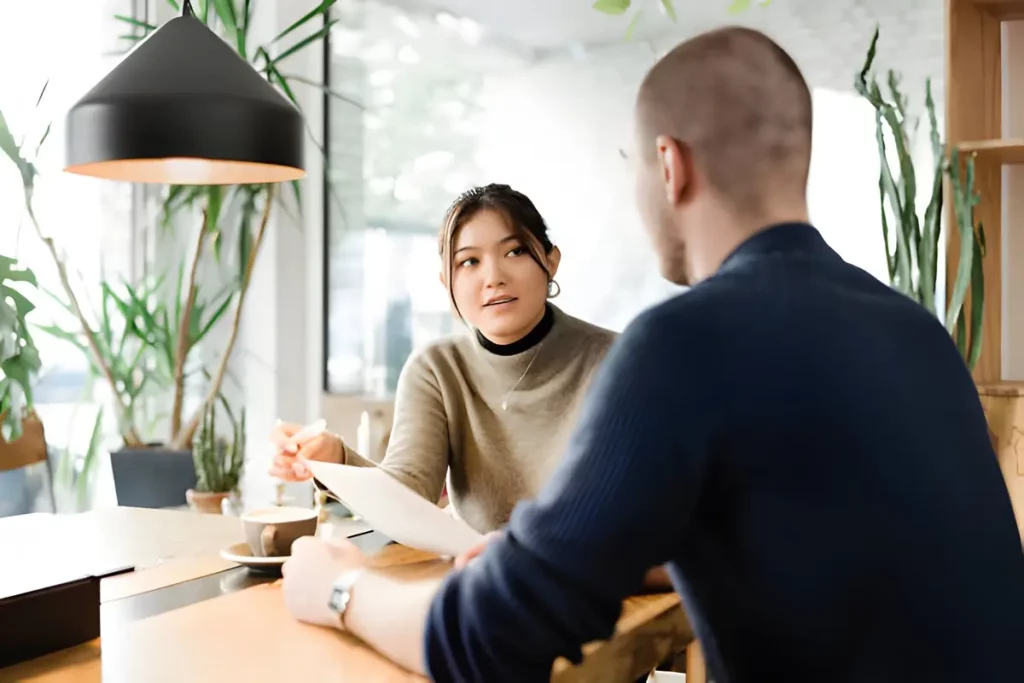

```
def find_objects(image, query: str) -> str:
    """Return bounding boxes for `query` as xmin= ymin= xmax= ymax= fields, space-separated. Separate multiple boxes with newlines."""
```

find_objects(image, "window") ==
xmin=323 ymin=6 xmax=931 ymax=398
xmin=324 ymin=1 xmax=525 ymax=396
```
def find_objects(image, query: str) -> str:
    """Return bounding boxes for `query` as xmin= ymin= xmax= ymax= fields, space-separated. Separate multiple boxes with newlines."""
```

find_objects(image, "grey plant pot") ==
xmin=109 ymin=445 xmax=196 ymax=509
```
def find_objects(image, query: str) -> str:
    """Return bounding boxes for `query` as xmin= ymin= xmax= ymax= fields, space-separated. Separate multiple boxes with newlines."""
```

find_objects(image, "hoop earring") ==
xmin=547 ymin=279 xmax=561 ymax=298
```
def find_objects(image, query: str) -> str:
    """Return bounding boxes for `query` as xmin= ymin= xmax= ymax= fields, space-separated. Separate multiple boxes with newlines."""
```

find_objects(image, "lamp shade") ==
xmin=64 ymin=15 xmax=305 ymax=185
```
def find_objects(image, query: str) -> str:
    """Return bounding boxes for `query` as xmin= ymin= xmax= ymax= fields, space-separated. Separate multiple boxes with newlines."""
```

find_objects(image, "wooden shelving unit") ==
xmin=956 ymin=138 xmax=1024 ymax=164
xmin=969 ymin=0 xmax=1024 ymax=21
xmin=949 ymin=0 xmax=1024 ymax=538
xmin=946 ymin=0 xmax=1021 ymax=385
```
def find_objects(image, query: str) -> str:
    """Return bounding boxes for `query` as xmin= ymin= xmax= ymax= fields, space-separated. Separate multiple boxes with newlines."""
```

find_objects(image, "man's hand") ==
xmin=454 ymin=530 xmax=502 ymax=569
xmin=282 ymin=536 xmax=368 ymax=629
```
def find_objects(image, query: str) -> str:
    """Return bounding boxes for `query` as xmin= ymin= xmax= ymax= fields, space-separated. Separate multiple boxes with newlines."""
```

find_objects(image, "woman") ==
xmin=270 ymin=183 xmax=616 ymax=534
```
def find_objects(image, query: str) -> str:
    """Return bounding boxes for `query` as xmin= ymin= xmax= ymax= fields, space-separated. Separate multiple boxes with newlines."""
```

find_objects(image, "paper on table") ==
xmin=304 ymin=460 xmax=484 ymax=557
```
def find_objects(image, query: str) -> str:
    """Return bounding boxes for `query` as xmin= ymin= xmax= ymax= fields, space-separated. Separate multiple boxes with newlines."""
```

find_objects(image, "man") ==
xmin=282 ymin=27 xmax=1024 ymax=681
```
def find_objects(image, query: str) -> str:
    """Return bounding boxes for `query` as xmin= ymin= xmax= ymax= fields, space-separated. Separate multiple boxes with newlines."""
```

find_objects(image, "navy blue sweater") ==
xmin=423 ymin=223 xmax=1024 ymax=682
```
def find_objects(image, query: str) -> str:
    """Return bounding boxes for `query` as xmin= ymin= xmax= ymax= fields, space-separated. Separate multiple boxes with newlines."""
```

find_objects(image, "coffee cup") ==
xmin=240 ymin=506 xmax=318 ymax=557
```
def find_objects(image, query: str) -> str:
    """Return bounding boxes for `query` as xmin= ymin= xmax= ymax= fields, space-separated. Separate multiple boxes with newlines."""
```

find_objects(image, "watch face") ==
xmin=329 ymin=586 xmax=350 ymax=613
xmin=328 ymin=570 xmax=362 ymax=616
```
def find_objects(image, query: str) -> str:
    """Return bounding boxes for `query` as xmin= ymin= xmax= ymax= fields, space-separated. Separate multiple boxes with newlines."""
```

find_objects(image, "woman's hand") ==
xmin=282 ymin=536 xmax=368 ymax=629
xmin=268 ymin=421 xmax=344 ymax=481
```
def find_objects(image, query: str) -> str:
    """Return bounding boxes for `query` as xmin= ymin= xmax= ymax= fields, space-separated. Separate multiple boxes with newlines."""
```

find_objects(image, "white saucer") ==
xmin=220 ymin=542 xmax=289 ymax=568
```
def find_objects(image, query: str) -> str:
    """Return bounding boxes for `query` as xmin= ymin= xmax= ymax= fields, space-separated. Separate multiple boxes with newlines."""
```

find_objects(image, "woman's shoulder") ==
xmin=398 ymin=330 xmax=475 ymax=380
xmin=550 ymin=306 xmax=618 ymax=354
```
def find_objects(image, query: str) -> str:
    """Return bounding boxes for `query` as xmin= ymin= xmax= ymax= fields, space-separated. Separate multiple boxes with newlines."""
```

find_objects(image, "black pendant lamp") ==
xmin=64 ymin=0 xmax=305 ymax=185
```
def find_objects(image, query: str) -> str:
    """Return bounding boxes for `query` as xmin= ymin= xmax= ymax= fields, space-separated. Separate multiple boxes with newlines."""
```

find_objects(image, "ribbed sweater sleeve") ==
xmin=423 ymin=306 xmax=711 ymax=682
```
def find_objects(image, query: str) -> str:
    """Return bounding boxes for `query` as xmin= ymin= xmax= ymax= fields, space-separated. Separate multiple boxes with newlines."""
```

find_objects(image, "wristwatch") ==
xmin=328 ymin=569 xmax=364 ymax=629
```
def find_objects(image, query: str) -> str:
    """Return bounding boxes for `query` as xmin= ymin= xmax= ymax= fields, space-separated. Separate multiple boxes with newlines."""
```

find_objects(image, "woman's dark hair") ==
xmin=438 ymin=183 xmax=555 ymax=316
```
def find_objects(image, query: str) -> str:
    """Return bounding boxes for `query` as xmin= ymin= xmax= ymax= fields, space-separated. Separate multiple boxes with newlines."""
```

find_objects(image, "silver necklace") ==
xmin=501 ymin=342 xmax=544 ymax=411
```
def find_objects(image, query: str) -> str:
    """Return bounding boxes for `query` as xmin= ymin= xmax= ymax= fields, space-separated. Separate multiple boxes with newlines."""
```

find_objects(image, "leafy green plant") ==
xmin=592 ymin=0 xmax=770 ymax=38
xmin=0 ymin=255 xmax=42 ymax=440
xmin=854 ymin=27 xmax=985 ymax=371
xmin=52 ymin=406 xmax=105 ymax=512
xmin=111 ymin=0 xmax=356 ymax=449
xmin=191 ymin=398 xmax=245 ymax=493
xmin=34 ymin=269 xmax=235 ymax=443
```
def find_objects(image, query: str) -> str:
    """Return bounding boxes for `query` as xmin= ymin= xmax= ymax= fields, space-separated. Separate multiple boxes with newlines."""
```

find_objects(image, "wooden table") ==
xmin=0 ymin=508 xmax=693 ymax=682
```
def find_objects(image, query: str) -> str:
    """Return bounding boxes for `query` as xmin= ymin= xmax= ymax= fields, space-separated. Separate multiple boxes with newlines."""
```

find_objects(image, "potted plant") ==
xmin=854 ymin=27 xmax=985 ymax=370
xmin=186 ymin=399 xmax=245 ymax=514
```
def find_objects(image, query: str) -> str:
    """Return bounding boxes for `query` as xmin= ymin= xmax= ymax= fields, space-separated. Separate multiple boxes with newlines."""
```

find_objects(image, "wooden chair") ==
xmin=0 ymin=411 xmax=56 ymax=513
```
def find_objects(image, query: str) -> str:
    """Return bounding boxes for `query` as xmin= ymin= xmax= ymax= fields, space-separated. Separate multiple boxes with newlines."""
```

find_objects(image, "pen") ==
xmin=282 ymin=418 xmax=326 ymax=453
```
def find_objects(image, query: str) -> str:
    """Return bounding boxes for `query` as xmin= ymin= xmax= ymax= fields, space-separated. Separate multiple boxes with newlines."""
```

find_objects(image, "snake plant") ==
xmin=855 ymin=27 xmax=985 ymax=371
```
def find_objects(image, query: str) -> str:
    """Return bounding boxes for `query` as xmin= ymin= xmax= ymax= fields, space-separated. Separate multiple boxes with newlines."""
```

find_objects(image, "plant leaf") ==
xmin=212 ymin=0 xmax=242 ymax=57
xmin=34 ymin=80 xmax=49 ymax=109
xmin=945 ymin=150 xmax=978 ymax=331
xmin=593 ymin=0 xmax=630 ymax=15
xmin=625 ymin=9 xmax=643 ymax=39
xmin=270 ymin=20 xmax=337 ymax=67
xmin=78 ymin=407 xmax=105 ymax=508
xmin=966 ymin=224 xmax=986 ymax=371
xmin=277 ymin=73 xmax=366 ymax=109
xmin=660 ymin=0 xmax=677 ymax=22
xmin=0 ymin=106 xmax=25 ymax=171
xmin=273 ymin=0 xmax=338 ymax=44
xmin=727 ymin=0 xmax=751 ymax=13
xmin=114 ymin=14 xmax=157 ymax=30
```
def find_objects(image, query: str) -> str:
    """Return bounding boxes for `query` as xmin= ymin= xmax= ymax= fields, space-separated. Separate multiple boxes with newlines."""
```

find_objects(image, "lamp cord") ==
xmin=182 ymin=0 xmax=194 ymax=16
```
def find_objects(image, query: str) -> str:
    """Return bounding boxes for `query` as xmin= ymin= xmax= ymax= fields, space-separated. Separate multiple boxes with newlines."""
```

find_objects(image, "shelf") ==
xmin=954 ymin=139 xmax=1024 ymax=165
xmin=976 ymin=381 xmax=1024 ymax=397
xmin=972 ymin=0 xmax=1024 ymax=20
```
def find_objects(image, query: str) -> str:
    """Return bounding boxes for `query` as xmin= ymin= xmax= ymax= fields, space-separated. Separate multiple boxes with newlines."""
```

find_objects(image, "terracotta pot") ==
xmin=186 ymin=489 xmax=231 ymax=514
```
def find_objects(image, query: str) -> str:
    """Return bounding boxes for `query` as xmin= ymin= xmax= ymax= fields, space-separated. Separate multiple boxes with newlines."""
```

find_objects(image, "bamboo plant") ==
xmin=191 ymin=398 xmax=245 ymax=494
xmin=0 ymin=255 xmax=42 ymax=441
xmin=854 ymin=27 xmax=986 ymax=371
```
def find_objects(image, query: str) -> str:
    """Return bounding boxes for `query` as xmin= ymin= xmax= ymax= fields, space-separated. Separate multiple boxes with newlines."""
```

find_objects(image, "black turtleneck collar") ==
xmin=476 ymin=304 xmax=555 ymax=356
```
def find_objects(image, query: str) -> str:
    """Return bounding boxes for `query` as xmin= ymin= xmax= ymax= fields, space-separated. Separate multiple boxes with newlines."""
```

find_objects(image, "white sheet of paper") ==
xmin=305 ymin=460 xmax=483 ymax=557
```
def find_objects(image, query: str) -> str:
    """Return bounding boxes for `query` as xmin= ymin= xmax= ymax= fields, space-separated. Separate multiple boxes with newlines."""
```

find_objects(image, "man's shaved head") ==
xmin=632 ymin=27 xmax=813 ymax=284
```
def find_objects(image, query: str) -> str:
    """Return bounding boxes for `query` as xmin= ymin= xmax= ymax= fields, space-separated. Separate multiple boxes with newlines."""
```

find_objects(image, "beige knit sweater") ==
xmin=341 ymin=305 xmax=616 ymax=534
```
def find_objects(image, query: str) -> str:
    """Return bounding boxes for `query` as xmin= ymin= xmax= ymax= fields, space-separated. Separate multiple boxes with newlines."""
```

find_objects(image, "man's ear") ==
xmin=656 ymin=135 xmax=691 ymax=206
